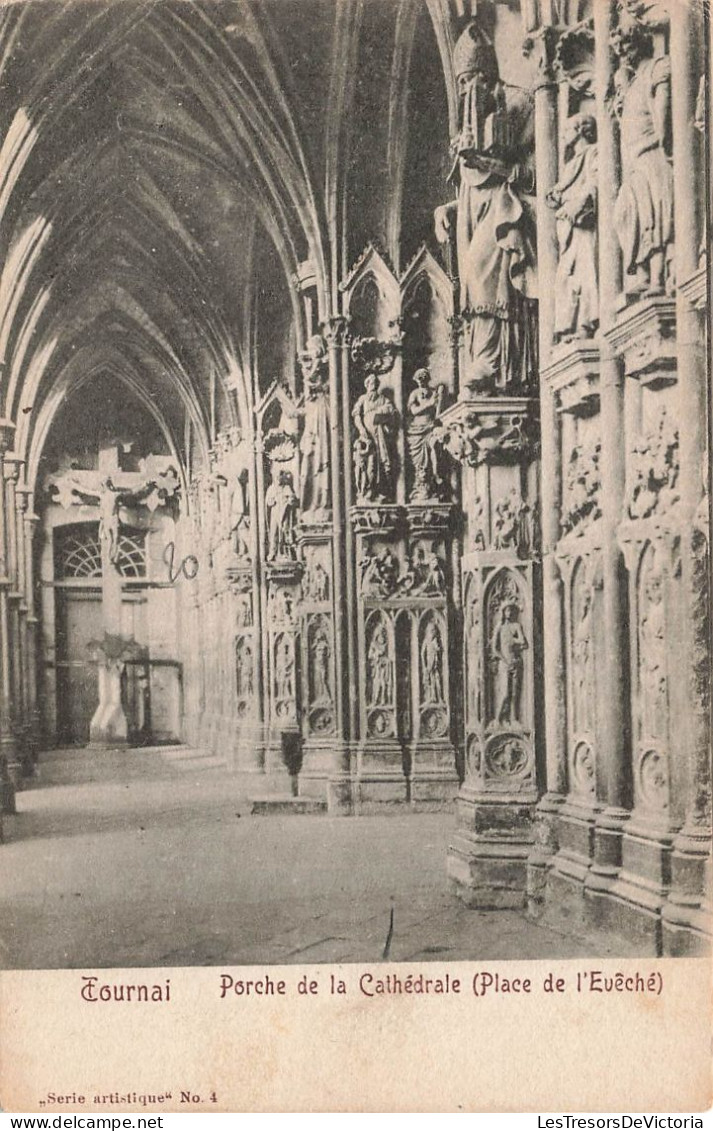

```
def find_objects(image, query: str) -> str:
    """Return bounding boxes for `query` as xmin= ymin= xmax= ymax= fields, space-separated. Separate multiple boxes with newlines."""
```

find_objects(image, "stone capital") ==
xmin=605 ymin=297 xmax=677 ymax=385
xmin=0 ymin=423 xmax=16 ymax=456
xmin=543 ymin=343 xmax=601 ymax=416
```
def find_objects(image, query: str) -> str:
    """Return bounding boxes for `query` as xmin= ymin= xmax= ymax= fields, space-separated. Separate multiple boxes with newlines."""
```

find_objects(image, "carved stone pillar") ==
xmin=445 ymin=397 xmax=541 ymax=906
xmin=661 ymin=0 xmax=710 ymax=955
xmin=297 ymin=521 xmax=339 ymax=796
xmin=608 ymin=302 xmax=680 ymax=949
xmin=584 ymin=0 xmax=631 ymax=914
xmin=522 ymin=22 xmax=566 ymax=906
xmin=264 ymin=563 xmax=302 ymax=791
xmin=324 ymin=315 xmax=354 ymax=813
xmin=352 ymin=505 xmax=409 ymax=810
xmin=0 ymin=421 xmax=17 ymax=810
xmin=540 ymin=349 xmax=605 ymax=900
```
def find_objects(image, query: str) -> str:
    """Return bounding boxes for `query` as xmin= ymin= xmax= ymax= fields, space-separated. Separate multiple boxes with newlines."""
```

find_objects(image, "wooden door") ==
xmin=55 ymin=588 xmax=102 ymax=745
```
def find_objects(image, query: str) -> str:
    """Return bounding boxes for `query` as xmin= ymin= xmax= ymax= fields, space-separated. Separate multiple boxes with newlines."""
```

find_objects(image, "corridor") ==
xmin=0 ymin=747 xmax=633 ymax=970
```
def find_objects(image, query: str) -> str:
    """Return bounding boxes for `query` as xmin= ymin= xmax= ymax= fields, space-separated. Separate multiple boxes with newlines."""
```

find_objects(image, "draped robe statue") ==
xmin=435 ymin=21 xmax=538 ymax=393
xmin=546 ymin=114 xmax=599 ymax=341
xmin=613 ymin=23 xmax=674 ymax=297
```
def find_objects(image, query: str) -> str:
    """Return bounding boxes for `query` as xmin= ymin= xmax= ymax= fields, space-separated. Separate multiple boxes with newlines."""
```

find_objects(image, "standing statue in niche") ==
xmin=368 ymin=622 xmax=393 ymax=706
xmin=265 ymin=470 xmax=298 ymax=560
xmin=421 ymin=621 xmax=444 ymax=704
xmin=491 ymin=601 xmax=528 ymax=725
xmin=352 ymin=373 xmax=398 ymax=502
xmin=546 ymin=114 xmax=599 ymax=341
xmin=406 ymin=369 xmax=447 ymax=501
xmin=275 ymin=638 xmax=295 ymax=702
xmin=612 ymin=20 xmax=674 ymax=297
xmin=312 ymin=627 xmax=332 ymax=705
xmin=573 ymin=585 xmax=594 ymax=734
xmin=434 ymin=20 xmax=538 ymax=392
xmin=236 ymin=640 xmax=253 ymax=699
xmin=227 ymin=469 xmax=250 ymax=558
xmin=296 ymin=335 xmax=331 ymax=517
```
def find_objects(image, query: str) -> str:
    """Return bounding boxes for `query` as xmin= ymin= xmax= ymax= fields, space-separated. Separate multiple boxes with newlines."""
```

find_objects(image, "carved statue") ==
xmin=493 ymin=490 xmax=520 ymax=550
xmin=352 ymin=373 xmax=398 ymax=502
xmin=573 ymin=583 xmax=594 ymax=734
xmin=274 ymin=638 xmax=295 ymax=701
xmin=367 ymin=622 xmax=392 ymax=705
xmin=434 ymin=20 xmax=538 ymax=392
xmin=421 ymin=621 xmax=444 ymax=704
xmin=360 ymin=548 xmax=400 ymax=599
xmin=312 ymin=627 xmax=332 ymax=705
xmin=546 ymin=114 xmax=599 ymax=341
xmin=406 ymin=369 xmax=446 ymax=501
xmin=235 ymin=640 xmax=253 ymax=699
xmin=612 ymin=20 xmax=674 ymax=297
xmin=227 ymin=469 xmax=250 ymax=557
xmin=297 ymin=335 xmax=331 ymax=516
xmin=304 ymin=562 xmax=329 ymax=602
xmin=265 ymin=470 xmax=298 ymax=560
xmin=491 ymin=601 xmax=528 ymax=725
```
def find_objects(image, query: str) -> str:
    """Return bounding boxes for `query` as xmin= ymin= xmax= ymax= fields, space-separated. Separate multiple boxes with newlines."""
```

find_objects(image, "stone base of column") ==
xmin=526 ymin=792 xmax=565 ymax=914
xmin=408 ymin=739 xmax=460 ymax=811
xmin=549 ymin=796 xmax=599 ymax=885
xmin=447 ymin=788 xmax=536 ymax=909
xmin=263 ymin=727 xmax=301 ymax=794
xmin=661 ymin=823 xmax=712 ymax=955
xmin=0 ymin=770 xmax=16 ymax=814
xmin=298 ymin=739 xmax=332 ymax=799
xmin=325 ymin=741 xmax=355 ymax=815
xmin=354 ymin=740 xmax=408 ymax=812
xmin=585 ymin=807 xmax=629 ymax=893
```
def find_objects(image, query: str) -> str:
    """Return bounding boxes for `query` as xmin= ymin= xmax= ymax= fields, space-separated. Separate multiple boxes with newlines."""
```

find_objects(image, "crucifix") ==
xmin=47 ymin=442 xmax=180 ymax=745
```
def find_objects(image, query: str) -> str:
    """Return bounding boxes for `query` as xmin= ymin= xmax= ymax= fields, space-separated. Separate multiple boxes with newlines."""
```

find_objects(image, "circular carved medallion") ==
xmin=638 ymin=748 xmax=669 ymax=810
xmin=485 ymin=734 xmax=529 ymax=778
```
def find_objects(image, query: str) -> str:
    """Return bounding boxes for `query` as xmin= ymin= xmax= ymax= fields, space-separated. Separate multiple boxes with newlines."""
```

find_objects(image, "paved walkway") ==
xmin=0 ymin=746 xmax=627 ymax=969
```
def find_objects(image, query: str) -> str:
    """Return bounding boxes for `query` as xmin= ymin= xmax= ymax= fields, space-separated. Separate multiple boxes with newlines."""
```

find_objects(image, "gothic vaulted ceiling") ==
xmin=0 ymin=0 xmax=520 ymax=482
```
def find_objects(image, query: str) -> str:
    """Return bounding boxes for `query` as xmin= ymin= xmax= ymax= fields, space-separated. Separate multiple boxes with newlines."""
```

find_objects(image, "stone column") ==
xmin=0 ymin=422 xmax=17 ymax=809
xmin=21 ymin=495 xmax=40 ymax=769
xmin=324 ymin=315 xmax=354 ymax=812
xmin=4 ymin=452 xmax=23 ymax=783
xmin=14 ymin=482 xmax=31 ymax=774
xmin=661 ymin=0 xmax=710 ymax=954
xmin=586 ymin=0 xmax=630 ymax=901
xmin=525 ymin=26 xmax=567 ymax=904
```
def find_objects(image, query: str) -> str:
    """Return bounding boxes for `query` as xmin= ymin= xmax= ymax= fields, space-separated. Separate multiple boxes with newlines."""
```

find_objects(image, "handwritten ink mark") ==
xmin=382 ymin=905 xmax=395 ymax=959
xmin=163 ymin=541 xmax=199 ymax=583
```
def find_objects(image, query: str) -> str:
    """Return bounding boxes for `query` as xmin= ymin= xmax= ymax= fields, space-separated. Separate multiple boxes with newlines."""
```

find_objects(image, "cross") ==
xmin=46 ymin=442 xmax=180 ymax=745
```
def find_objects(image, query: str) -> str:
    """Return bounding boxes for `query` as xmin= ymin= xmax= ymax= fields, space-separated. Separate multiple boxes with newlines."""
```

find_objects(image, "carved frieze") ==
xmin=441 ymin=400 xmax=539 ymax=469
xmin=626 ymin=407 xmax=679 ymax=520
xmin=562 ymin=439 xmax=602 ymax=535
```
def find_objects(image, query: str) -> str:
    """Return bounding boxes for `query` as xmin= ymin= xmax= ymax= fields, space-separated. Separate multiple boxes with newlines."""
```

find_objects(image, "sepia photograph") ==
xmin=0 ymin=0 xmax=709 ymax=983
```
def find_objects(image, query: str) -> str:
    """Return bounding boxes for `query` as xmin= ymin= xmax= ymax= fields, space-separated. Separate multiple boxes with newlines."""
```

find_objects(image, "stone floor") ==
xmin=0 ymin=745 xmax=631 ymax=969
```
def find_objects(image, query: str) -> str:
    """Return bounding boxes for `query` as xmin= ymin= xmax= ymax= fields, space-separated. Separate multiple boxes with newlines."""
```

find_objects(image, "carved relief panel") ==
xmin=462 ymin=559 xmax=537 ymax=796
xmin=299 ymin=540 xmax=336 ymax=738
xmin=266 ymin=571 xmax=301 ymax=729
